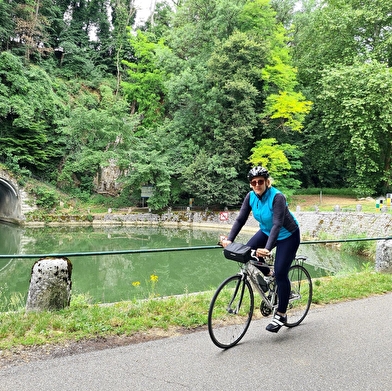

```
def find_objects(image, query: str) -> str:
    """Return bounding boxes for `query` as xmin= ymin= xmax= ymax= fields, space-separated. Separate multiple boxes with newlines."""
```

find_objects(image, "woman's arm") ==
xmin=265 ymin=193 xmax=286 ymax=250
xmin=226 ymin=193 xmax=252 ymax=243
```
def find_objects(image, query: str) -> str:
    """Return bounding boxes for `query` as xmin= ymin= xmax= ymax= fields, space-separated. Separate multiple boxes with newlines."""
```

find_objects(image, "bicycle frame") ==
xmin=240 ymin=258 xmax=278 ymax=313
xmin=240 ymin=254 xmax=308 ymax=312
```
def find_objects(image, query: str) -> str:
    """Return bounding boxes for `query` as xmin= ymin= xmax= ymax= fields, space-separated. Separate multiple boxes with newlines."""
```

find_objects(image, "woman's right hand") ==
xmin=219 ymin=236 xmax=232 ymax=247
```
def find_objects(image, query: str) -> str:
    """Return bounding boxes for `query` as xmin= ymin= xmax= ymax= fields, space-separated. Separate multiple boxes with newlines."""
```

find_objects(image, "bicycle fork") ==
xmin=227 ymin=274 xmax=248 ymax=315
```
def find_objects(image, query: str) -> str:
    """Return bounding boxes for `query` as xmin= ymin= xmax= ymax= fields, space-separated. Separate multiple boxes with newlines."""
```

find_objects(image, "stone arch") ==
xmin=0 ymin=177 xmax=21 ymax=223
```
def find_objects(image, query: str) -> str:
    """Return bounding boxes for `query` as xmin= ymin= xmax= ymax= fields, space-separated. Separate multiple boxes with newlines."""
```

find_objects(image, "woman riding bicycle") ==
xmin=221 ymin=166 xmax=300 ymax=333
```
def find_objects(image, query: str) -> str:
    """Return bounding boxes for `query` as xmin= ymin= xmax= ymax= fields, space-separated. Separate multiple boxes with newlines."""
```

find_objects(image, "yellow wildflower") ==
xmin=150 ymin=274 xmax=158 ymax=283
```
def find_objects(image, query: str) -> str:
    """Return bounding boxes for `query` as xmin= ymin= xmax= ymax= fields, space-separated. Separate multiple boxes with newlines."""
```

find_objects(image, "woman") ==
xmin=221 ymin=166 xmax=300 ymax=333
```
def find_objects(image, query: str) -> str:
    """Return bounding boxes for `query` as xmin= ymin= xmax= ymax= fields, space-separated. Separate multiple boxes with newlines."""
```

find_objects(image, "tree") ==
xmin=0 ymin=0 xmax=14 ymax=51
xmin=270 ymin=0 xmax=298 ymax=27
xmin=318 ymin=61 xmax=392 ymax=195
xmin=108 ymin=0 xmax=136 ymax=95
xmin=248 ymin=137 xmax=302 ymax=193
xmin=237 ymin=0 xmax=312 ymax=134
xmin=291 ymin=0 xmax=392 ymax=192
xmin=158 ymin=0 xmax=309 ymax=206
xmin=57 ymin=83 xmax=139 ymax=195
xmin=121 ymin=128 xmax=173 ymax=210
xmin=122 ymin=30 xmax=168 ymax=128
xmin=292 ymin=0 xmax=359 ymax=92
xmin=0 ymin=51 xmax=66 ymax=177
xmin=12 ymin=0 xmax=55 ymax=60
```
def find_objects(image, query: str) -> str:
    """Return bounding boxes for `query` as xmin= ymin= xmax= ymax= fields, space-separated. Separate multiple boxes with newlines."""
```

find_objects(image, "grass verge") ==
xmin=1 ymin=269 xmax=392 ymax=351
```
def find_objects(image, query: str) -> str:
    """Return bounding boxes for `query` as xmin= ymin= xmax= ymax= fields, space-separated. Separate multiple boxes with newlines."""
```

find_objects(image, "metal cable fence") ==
xmin=0 ymin=237 xmax=391 ymax=259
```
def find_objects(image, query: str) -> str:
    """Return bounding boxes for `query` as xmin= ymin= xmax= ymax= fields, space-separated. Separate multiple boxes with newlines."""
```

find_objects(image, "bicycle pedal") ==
xmin=289 ymin=292 xmax=301 ymax=300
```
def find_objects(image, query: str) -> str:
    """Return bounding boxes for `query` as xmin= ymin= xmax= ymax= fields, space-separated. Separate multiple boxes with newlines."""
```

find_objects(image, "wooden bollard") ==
xmin=26 ymin=257 xmax=72 ymax=312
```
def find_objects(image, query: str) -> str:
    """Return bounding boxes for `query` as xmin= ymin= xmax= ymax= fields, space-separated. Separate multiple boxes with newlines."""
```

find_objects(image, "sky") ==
xmin=133 ymin=0 xmax=154 ymax=25
xmin=133 ymin=0 xmax=175 ymax=26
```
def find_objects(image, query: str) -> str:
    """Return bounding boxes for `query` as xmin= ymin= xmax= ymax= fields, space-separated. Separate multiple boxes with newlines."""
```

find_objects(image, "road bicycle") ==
xmin=208 ymin=246 xmax=313 ymax=349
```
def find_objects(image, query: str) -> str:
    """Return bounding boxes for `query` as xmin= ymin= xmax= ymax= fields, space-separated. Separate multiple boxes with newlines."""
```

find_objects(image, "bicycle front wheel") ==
xmin=285 ymin=264 xmax=312 ymax=327
xmin=208 ymin=274 xmax=254 ymax=349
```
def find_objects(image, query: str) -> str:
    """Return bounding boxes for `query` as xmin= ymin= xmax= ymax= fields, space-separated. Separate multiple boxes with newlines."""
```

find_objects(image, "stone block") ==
xmin=26 ymin=257 xmax=72 ymax=312
xmin=375 ymin=240 xmax=392 ymax=273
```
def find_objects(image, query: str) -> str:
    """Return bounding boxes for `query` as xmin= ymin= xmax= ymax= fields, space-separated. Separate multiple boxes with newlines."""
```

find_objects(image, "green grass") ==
xmin=312 ymin=272 xmax=392 ymax=304
xmin=0 ymin=292 xmax=213 ymax=350
xmin=1 ymin=269 xmax=392 ymax=351
xmin=294 ymin=188 xmax=358 ymax=197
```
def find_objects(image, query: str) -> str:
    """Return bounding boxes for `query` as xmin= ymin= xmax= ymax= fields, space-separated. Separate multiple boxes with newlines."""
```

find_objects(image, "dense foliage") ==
xmin=0 ymin=0 xmax=391 ymax=210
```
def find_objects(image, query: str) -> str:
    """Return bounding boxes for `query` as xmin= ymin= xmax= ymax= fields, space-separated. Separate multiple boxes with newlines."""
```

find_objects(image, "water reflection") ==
xmin=0 ymin=224 xmax=369 ymax=307
xmin=0 ymin=221 xmax=26 ymax=255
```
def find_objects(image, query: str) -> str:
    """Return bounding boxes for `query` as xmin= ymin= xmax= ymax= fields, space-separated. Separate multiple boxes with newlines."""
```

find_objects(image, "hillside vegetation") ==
xmin=1 ymin=0 xmax=391 ymax=211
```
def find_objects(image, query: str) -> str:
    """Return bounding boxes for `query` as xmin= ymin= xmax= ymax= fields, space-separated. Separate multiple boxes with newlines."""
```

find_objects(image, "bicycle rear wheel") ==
xmin=208 ymin=274 xmax=254 ymax=349
xmin=285 ymin=264 xmax=312 ymax=327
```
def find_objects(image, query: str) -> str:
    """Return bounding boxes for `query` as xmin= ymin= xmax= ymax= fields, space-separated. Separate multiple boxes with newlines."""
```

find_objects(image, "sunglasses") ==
xmin=250 ymin=179 xmax=265 ymax=186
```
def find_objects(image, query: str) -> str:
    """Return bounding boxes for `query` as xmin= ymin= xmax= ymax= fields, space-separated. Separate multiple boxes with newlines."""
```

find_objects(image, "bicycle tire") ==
xmin=285 ymin=264 xmax=312 ymax=327
xmin=208 ymin=274 xmax=254 ymax=349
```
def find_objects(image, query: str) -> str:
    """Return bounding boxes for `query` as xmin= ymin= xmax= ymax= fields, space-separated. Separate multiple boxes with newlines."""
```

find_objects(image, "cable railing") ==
xmin=0 ymin=236 xmax=391 ymax=259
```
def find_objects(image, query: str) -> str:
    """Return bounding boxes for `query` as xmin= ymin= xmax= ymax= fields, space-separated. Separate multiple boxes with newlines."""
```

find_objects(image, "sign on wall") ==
xmin=141 ymin=185 xmax=154 ymax=198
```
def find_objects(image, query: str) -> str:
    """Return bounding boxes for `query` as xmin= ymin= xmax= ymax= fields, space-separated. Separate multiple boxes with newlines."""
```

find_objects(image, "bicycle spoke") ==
xmin=208 ymin=275 xmax=254 ymax=349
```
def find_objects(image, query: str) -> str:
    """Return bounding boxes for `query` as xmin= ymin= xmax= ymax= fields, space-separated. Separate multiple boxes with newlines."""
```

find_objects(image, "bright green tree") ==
xmin=248 ymin=138 xmax=302 ymax=193
xmin=122 ymin=30 xmax=168 ymax=129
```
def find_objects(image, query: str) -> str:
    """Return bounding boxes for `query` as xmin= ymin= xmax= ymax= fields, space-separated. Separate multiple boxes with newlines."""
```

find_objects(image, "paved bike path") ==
xmin=1 ymin=293 xmax=392 ymax=391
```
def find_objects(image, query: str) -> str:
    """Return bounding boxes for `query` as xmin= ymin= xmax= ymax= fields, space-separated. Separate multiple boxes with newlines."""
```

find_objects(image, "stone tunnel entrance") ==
xmin=0 ymin=178 xmax=21 ymax=224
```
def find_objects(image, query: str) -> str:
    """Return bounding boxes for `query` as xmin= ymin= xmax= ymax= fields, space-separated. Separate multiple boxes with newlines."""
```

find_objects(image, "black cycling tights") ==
xmin=246 ymin=228 xmax=300 ymax=313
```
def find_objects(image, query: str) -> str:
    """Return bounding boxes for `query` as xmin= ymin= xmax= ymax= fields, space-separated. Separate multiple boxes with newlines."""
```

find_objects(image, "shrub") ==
xmin=33 ymin=186 xmax=59 ymax=210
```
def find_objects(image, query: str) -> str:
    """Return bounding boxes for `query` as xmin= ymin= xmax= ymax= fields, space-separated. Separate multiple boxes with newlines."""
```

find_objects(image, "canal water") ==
xmin=0 ymin=223 xmax=369 ymax=309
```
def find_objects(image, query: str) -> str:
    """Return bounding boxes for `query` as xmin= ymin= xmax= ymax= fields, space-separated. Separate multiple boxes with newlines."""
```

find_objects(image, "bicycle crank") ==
xmin=260 ymin=301 xmax=272 ymax=316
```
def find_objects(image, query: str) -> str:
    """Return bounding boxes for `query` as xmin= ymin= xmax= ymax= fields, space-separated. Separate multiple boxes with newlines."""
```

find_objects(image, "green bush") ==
xmin=341 ymin=236 xmax=376 ymax=257
xmin=33 ymin=186 xmax=59 ymax=210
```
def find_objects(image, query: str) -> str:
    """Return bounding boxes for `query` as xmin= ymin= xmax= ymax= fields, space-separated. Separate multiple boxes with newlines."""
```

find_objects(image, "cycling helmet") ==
xmin=247 ymin=166 xmax=269 ymax=181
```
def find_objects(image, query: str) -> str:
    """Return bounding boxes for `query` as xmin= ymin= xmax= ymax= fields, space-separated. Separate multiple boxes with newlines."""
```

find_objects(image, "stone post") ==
xmin=375 ymin=240 xmax=392 ymax=273
xmin=26 ymin=257 xmax=72 ymax=312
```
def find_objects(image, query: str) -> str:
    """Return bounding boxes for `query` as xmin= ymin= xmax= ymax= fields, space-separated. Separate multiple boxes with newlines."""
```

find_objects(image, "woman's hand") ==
xmin=219 ymin=236 xmax=232 ymax=248
xmin=256 ymin=248 xmax=271 ymax=257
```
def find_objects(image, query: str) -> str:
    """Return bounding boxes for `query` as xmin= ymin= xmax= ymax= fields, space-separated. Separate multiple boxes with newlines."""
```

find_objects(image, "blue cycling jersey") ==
xmin=227 ymin=186 xmax=298 ymax=250
xmin=249 ymin=187 xmax=297 ymax=241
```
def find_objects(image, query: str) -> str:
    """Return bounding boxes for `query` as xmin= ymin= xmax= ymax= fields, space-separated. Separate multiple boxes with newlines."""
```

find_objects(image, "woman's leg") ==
xmin=246 ymin=231 xmax=271 ymax=274
xmin=274 ymin=228 xmax=301 ymax=314
xmin=246 ymin=230 xmax=268 ymax=249
xmin=266 ymin=229 xmax=300 ymax=333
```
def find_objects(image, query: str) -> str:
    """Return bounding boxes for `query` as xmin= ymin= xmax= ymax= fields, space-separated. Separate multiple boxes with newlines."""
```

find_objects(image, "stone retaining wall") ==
xmin=295 ymin=212 xmax=391 ymax=238
xmin=92 ymin=210 xmax=391 ymax=238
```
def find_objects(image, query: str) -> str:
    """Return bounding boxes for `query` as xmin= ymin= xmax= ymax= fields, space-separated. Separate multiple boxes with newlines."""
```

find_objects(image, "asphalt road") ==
xmin=1 ymin=293 xmax=392 ymax=391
